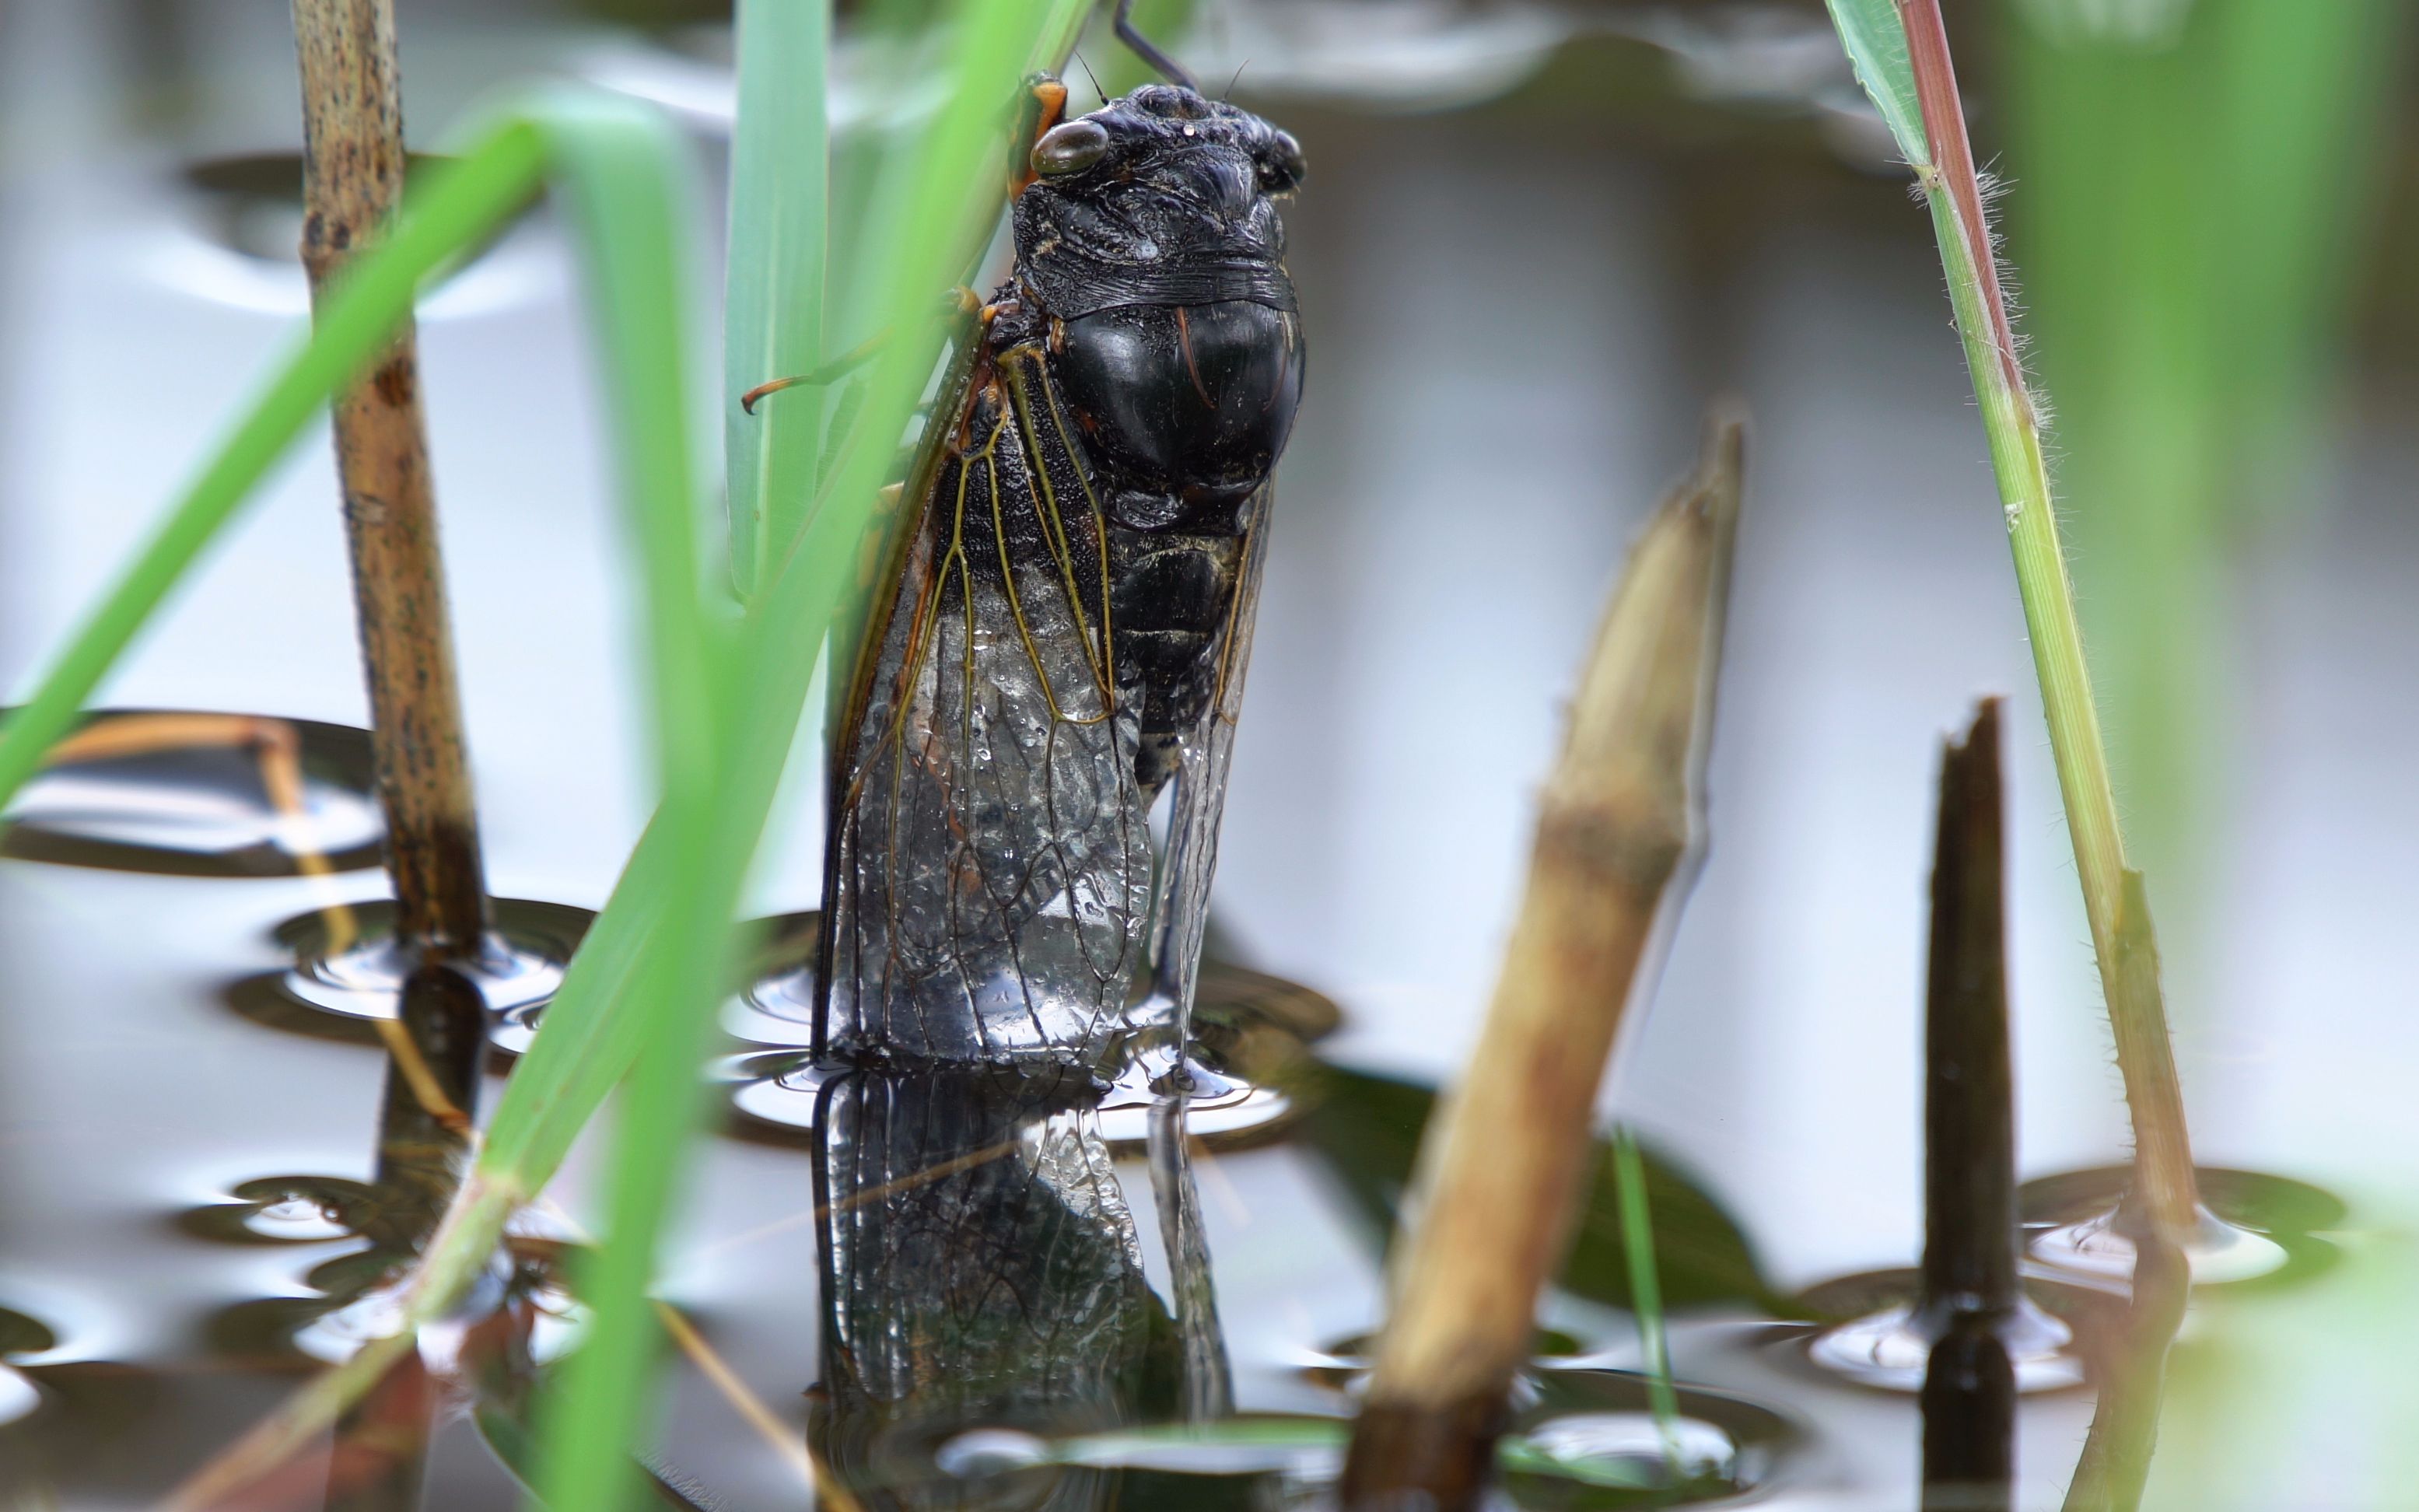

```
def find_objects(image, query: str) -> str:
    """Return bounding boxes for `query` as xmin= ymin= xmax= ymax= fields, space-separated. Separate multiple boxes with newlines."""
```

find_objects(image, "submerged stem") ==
xmin=1917 ymin=700 xmax=2018 ymax=1512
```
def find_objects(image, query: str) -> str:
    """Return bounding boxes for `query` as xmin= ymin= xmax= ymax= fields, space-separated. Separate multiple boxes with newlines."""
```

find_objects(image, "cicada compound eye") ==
xmin=1259 ymin=130 xmax=1305 ymax=193
xmin=1031 ymin=119 xmax=1111 ymax=178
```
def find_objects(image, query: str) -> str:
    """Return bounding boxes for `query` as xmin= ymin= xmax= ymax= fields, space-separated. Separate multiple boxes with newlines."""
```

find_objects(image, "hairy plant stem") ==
xmin=1894 ymin=0 xmax=2197 ymax=1240
xmin=292 ymin=0 xmax=490 ymax=956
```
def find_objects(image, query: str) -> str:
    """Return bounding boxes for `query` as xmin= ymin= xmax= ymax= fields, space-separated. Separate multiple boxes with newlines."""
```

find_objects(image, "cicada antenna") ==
xmin=1113 ymin=0 xmax=1199 ymax=93
xmin=1071 ymin=51 xmax=1107 ymax=107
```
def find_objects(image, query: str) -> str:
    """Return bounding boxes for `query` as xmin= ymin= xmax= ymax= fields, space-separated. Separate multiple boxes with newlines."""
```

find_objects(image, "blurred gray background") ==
xmin=2 ymin=1 xmax=2416 ymax=1501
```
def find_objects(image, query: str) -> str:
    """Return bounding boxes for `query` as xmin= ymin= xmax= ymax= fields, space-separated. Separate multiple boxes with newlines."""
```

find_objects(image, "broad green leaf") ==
xmin=1299 ymin=1066 xmax=1783 ymax=1315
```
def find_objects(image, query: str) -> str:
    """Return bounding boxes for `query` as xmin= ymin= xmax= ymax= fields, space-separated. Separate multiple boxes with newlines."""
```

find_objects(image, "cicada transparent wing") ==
xmin=822 ymin=352 xmax=1151 ymax=1066
xmin=1133 ymin=488 xmax=1271 ymax=1052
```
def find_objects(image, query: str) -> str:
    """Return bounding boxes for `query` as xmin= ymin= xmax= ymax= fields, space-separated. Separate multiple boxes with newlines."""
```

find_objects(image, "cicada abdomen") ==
xmin=820 ymin=84 xmax=1305 ymax=1069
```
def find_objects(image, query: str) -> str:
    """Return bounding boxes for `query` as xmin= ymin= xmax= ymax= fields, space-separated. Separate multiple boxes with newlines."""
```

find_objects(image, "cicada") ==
xmin=815 ymin=73 xmax=1306 ymax=1069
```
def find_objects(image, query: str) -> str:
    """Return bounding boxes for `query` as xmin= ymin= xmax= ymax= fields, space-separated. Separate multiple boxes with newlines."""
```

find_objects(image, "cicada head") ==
xmin=1013 ymin=86 xmax=1302 ymax=320
xmin=1013 ymin=86 xmax=1306 ymax=519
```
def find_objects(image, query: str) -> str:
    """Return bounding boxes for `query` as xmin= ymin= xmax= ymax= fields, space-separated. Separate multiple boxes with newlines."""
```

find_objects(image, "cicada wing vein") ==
xmin=821 ymin=351 xmax=1152 ymax=1066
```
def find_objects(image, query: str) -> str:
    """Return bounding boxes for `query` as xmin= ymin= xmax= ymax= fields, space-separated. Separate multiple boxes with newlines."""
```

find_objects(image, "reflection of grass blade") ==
xmin=0 ymin=121 xmax=547 ymax=814
xmin=164 ymin=1332 xmax=417 ymax=1511
xmin=1816 ymin=0 xmax=2200 ymax=1241
xmin=2060 ymin=1230 xmax=2187 ymax=1512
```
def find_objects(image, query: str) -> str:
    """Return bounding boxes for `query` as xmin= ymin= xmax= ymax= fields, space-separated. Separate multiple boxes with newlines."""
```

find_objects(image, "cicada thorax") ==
xmin=1041 ymin=295 xmax=1304 ymax=789
xmin=819 ymin=83 xmax=1304 ymax=1069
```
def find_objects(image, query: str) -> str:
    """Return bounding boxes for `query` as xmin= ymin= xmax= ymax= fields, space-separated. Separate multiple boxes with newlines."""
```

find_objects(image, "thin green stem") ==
xmin=1899 ymin=0 xmax=2197 ymax=1239
xmin=1612 ymin=1127 xmax=1686 ymax=1479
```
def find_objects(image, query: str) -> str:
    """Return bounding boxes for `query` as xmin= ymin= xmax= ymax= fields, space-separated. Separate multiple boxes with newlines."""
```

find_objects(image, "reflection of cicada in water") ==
xmin=817 ymin=82 xmax=1306 ymax=1068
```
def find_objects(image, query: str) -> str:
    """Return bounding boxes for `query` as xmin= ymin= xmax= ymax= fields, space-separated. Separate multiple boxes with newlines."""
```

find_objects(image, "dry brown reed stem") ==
xmin=1339 ymin=415 xmax=1745 ymax=1510
xmin=1920 ymin=700 xmax=2018 ymax=1512
xmin=1923 ymin=699 xmax=2018 ymax=1322
xmin=292 ymin=0 xmax=488 ymax=957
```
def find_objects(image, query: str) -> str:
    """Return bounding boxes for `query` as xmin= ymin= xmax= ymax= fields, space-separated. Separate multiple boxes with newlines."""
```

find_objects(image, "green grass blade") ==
xmin=761 ymin=0 xmax=1090 ymax=646
xmin=171 ymin=6 xmax=1097 ymax=1496
xmin=527 ymin=86 xmax=723 ymax=789
xmin=142 ymin=82 xmax=759 ymax=1507
xmin=123 ymin=88 xmax=726 ymax=1506
xmin=1820 ymin=0 xmax=1928 ymax=168
xmin=0 ymin=120 xmax=548 ymax=811
xmin=723 ymin=0 xmax=832 ymax=596
xmin=529 ymin=6 xmax=1090 ymax=1502
xmin=456 ymin=92 xmax=744 ymax=1512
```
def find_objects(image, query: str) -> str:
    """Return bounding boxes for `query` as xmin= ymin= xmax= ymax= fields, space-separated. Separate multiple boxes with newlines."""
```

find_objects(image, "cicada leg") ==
xmin=1114 ymin=0 xmax=1198 ymax=92
xmin=745 ymin=78 xmax=1067 ymax=414
xmin=1008 ymin=74 xmax=1069 ymax=196
xmin=739 ymin=328 xmax=889 ymax=414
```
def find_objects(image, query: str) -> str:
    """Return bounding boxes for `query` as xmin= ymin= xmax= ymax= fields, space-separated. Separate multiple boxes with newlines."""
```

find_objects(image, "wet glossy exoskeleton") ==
xmin=819 ymin=84 xmax=1305 ymax=1067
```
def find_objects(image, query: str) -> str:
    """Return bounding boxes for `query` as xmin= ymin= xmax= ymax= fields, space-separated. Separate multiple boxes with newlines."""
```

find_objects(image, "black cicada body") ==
xmin=818 ymin=84 xmax=1305 ymax=1069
